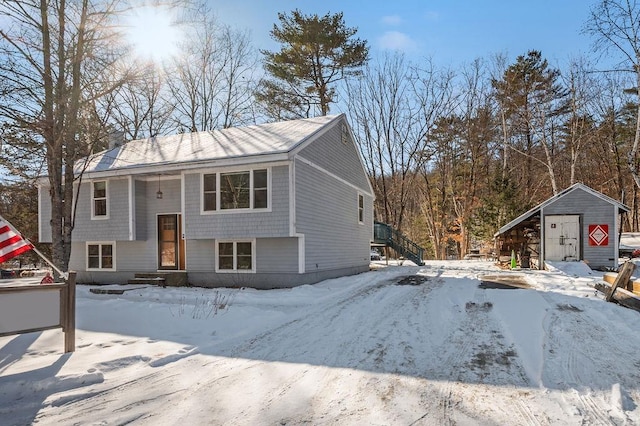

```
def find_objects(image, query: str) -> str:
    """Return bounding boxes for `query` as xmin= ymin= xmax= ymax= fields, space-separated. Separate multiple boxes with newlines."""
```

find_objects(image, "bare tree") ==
xmin=168 ymin=9 xmax=259 ymax=131
xmin=100 ymin=69 xmax=175 ymax=140
xmin=585 ymin=0 xmax=640 ymax=190
xmin=345 ymin=53 xmax=426 ymax=231
xmin=0 ymin=0 xmax=134 ymax=272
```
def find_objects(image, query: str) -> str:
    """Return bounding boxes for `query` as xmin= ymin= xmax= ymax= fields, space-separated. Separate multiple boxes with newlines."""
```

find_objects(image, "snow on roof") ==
xmin=79 ymin=115 xmax=341 ymax=175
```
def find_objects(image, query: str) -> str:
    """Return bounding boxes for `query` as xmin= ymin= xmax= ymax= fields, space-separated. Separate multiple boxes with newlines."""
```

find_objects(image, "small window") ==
xmin=253 ymin=169 xmax=268 ymax=209
xmin=217 ymin=240 xmax=255 ymax=273
xmin=92 ymin=181 xmax=108 ymax=218
xmin=87 ymin=242 xmax=115 ymax=270
xmin=203 ymin=174 xmax=217 ymax=211
xmin=358 ymin=194 xmax=364 ymax=223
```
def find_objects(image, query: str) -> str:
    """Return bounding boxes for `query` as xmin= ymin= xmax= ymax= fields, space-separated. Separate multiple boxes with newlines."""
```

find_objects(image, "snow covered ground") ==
xmin=1 ymin=260 xmax=640 ymax=425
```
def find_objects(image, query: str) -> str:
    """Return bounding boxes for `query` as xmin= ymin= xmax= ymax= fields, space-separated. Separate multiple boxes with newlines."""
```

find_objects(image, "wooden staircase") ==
xmin=373 ymin=221 xmax=425 ymax=266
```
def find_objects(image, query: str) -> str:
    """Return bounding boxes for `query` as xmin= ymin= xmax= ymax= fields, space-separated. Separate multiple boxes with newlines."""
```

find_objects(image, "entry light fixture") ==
xmin=156 ymin=174 xmax=163 ymax=199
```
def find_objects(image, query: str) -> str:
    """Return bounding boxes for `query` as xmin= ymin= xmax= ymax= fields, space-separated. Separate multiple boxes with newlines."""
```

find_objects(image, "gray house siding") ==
xmin=182 ymin=165 xmax=290 ymax=240
xmin=69 ymin=240 xmax=151 ymax=284
xmin=135 ymin=180 xmax=148 ymax=240
xmin=295 ymin=160 xmax=371 ymax=274
xmin=72 ymin=178 xmax=130 ymax=241
xmin=543 ymin=188 xmax=618 ymax=269
xmin=297 ymin=119 xmax=371 ymax=192
xmin=186 ymin=237 xmax=299 ymax=289
xmin=256 ymin=238 xmax=299 ymax=273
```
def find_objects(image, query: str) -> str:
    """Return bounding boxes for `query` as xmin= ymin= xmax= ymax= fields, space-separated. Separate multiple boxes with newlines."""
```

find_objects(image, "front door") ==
xmin=158 ymin=214 xmax=181 ymax=270
xmin=544 ymin=215 xmax=580 ymax=261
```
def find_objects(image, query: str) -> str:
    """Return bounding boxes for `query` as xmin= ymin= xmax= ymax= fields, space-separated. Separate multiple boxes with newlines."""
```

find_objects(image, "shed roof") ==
xmin=494 ymin=183 xmax=629 ymax=238
xmin=78 ymin=114 xmax=341 ymax=176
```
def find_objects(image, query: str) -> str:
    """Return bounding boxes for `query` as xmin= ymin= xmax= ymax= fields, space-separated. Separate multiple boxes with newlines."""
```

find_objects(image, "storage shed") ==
xmin=494 ymin=183 xmax=629 ymax=270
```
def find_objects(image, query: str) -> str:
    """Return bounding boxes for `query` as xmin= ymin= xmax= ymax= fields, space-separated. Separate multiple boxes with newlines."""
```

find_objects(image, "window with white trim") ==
xmin=203 ymin=174 xmax=217 ymax=211
xmin=92 ymin=180 xmax=108 ymax=219
xmin=202 ymin=169 xmax=269 ymax=212
xmin=358 ymin=193 xmax=364 ymax=223
xmin=216 ymin=240 xmax=255 ymax=272
xmin=87 ymin=242 xmax=115 ymax=270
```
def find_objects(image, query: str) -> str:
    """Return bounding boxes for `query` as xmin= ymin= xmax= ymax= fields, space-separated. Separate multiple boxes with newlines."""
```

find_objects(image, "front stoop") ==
xmin=128 ymin=272 xmax=188 ymax=287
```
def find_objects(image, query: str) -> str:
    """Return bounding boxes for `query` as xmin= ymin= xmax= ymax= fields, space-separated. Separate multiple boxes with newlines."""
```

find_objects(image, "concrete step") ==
xmin=128 ymin=272 xmax=188 ymax=287
xmin=127 ymin=277 xmax=166 ymax=285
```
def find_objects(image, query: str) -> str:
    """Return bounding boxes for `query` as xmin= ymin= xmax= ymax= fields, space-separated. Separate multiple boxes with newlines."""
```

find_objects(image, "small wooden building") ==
xmin=494 ymin=183 xmax=629 ymax=270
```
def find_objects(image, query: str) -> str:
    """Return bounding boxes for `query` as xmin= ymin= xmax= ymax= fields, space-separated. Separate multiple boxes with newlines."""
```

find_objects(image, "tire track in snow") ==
xmin=198 ymin=271 xmax=448 ymax=424
xmin=38 ymin=369 xmax=186 ymax=424
xmin=539 ymin=293 xmax=616 ymax=425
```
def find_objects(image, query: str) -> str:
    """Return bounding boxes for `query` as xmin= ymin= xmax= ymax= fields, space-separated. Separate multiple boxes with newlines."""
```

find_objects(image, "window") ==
xmin=92 ymin=181 xmax=108 ymax=218
xmin=221 ymin=171 xmax=250 ymax=209
xmin=202 ymin=169 xmax=269 ymax=212
xmin=253 ymin=169 xmax=268 ymax=209
xmin=87 ymin=242 xmax=115 ymax=270
xmin=358 ymin=194 xmax=364 ymax=223
xmin=216 ymin=240 xmax=255 ymax=272
xmin=203 ymin=174 xmax=217 ymax=211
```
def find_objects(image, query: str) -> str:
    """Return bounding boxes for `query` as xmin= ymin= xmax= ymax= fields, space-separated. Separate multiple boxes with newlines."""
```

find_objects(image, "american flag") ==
xmin=0 ymin=216 xmax=33 ymax=263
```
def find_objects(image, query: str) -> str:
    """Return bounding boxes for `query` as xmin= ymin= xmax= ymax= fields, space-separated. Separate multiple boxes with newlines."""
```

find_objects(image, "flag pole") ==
xmin=0 ymin=214 xmax=67 ymax=280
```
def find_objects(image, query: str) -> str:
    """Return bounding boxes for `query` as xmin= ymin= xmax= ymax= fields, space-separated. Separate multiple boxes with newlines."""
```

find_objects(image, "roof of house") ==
xmin=79 ymin=114 xmax=342 ymax=176
xmin=494 ymin=183 xmax=629 ymax=237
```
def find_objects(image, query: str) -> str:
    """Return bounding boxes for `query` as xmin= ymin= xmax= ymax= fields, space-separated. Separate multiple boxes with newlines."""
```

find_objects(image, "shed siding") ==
xmin=182 ymin=165 xmax=290 ymax=239
xmin=72 ymin=178 xmax=130 ymax=241
xmin=295 ymin=160 xmax=372 ymax=272
xmin=297 ymin=119 xmax=371 ymax=193
xmin=544 ymin=188 xmax=617 ymax=268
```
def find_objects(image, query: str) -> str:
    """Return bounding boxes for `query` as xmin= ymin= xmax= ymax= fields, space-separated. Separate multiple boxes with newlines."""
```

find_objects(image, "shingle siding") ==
xmin=297 ymin=118 xmax=371 ymax=193
xmin=72 ymin=178 xmax=130 ymax=241
xmin=256 ymin=238 xmax=298 ymax=273
xmin=135 ymin=180 xmax=147 ymax=240
xmin=295 ymin=160 xmax=371 ymax=272
xmin=183 ymin=165 xmax=290 ymax=239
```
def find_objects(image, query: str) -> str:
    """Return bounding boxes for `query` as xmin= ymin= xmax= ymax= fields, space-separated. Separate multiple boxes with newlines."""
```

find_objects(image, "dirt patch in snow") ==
xmin=395 ymin=275 xmax=429 ymax=286
xmin=478 ymin=274 xmax=530 ymax=290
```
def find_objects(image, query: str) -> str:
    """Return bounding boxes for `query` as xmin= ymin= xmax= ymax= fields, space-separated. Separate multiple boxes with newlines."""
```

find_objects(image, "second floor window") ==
xmin=92 ymin=181 xmax=108 ymax=219
xmin=203 ymin=169 xmax=269 ymax=212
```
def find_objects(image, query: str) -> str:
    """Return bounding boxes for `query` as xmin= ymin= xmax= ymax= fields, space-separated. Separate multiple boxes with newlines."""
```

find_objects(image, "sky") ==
xmin=207 ymin=0 xmax=606 ymax=69
xmin=2 ymin=259 xmax=640 ymax=424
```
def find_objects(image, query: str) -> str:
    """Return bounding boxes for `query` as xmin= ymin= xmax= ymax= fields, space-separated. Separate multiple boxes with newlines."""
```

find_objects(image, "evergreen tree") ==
xmin=492 ymin=50 xmax=569 ymax=196
xmin=257 ymin=9 xmax=369 ymax=118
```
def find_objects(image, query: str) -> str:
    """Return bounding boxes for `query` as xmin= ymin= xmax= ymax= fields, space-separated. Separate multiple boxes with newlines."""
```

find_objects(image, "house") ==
xmin=494 ymin=183 xmax=629 ymax=270
xmin=38 ymin=114 xmax=375 ymax=289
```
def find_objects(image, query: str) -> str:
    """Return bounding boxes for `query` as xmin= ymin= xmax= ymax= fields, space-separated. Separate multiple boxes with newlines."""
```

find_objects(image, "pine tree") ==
xmin=257 ymin=9 xmax=369 ymax=118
